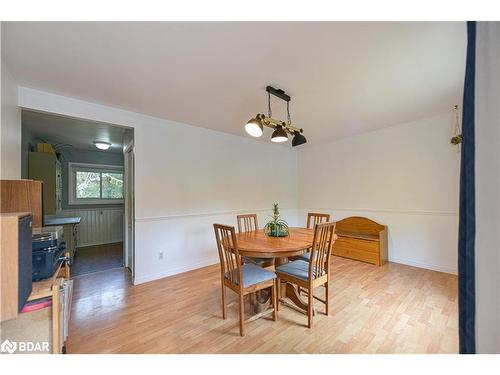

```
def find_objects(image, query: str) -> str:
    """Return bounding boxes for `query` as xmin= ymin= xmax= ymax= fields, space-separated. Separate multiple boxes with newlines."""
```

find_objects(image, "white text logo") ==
xmin=1 ymin=340 xmax=17 ymax=354
xmin=1 ymin=339 xmax=49 ymax=354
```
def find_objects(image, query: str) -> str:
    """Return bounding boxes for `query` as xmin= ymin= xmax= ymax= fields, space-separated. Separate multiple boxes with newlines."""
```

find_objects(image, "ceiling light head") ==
xmin=292 ymin=131 xmax=307 ymax=147
xmin=245 ymin=115 xmax=264 ymax=137
xmin=93 ymin=141 xmax=111 ymax=150
xmin=271 ymin=126 xmax=288 ymax=143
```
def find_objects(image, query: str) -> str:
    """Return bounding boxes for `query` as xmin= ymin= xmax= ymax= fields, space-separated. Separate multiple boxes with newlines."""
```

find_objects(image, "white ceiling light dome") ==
xmin=93 ymin=141 xmax=111 ymax=150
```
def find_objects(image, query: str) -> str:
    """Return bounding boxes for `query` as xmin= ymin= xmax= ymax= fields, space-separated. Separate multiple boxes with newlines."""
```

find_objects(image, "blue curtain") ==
xmin=458 ymin=21 xmax=476 ymax=354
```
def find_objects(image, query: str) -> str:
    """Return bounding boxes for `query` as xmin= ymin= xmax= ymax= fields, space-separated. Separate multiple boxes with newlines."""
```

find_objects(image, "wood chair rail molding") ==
xmin=304 ymin=208 xmax=457 ymax=216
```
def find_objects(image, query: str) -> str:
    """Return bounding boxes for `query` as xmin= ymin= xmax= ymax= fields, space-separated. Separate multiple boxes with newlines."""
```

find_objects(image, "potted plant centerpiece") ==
xmin=264 ymin=203 xmax=289 ymax=237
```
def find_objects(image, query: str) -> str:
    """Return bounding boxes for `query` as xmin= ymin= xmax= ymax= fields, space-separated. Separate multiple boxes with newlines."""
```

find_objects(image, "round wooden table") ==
xmin=235 ymin=227 xmax=315 ymax=314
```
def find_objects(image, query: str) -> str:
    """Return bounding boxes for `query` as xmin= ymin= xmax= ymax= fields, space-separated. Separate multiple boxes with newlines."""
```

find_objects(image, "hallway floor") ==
xmin=72 ymin=242 xmax=123 ymax=277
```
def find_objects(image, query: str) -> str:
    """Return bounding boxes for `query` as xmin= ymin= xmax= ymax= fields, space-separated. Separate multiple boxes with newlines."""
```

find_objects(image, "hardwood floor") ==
xmin=71 ymin=242 xmax=123 ymax=277
xmin=66 ymin=257 xmax=458 ymax=353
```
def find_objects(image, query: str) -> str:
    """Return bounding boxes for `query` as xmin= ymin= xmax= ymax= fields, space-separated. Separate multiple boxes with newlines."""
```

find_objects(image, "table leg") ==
xmin=248 ymin=288 xmax=272 ymax=314
xmin=285 ymin=283 xmax=309 ymax=311
xmin=255 ymin=288 xmax=271 ymax=313
xmin=276 ymin=257 xmax=288 ymax=297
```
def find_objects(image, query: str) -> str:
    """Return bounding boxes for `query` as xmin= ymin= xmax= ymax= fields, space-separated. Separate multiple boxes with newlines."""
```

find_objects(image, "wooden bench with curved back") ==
xmin=333 ymin=216 xmax=388 ymax=266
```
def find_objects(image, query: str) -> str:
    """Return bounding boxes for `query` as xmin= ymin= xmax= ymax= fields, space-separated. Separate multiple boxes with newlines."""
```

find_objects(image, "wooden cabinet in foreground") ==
xmin=1 ymin=180 xmax=43 ymax=227
xmin=0 ymin=260 xmax=72 ymax=354
xmin=0 ymin=213 xmax=33 ymax=322
xmin=333 ymin=216 xmax=388 ymax=266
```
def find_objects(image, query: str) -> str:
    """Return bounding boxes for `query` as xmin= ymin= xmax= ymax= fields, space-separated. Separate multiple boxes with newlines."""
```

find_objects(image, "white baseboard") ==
xmin=389 ymin=256 xmax=457 ymax=275
xmin=133 ymin=257 xmax=219 ymax=285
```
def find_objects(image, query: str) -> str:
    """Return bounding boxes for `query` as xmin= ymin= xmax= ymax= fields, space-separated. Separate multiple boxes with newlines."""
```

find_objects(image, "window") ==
xmin=69 ymin=163 xmax=124 ymax=205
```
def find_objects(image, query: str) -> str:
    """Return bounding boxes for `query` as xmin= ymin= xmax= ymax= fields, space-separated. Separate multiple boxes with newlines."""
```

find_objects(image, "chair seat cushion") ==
xmin=225 ymin=264 xmax=276 ymax=288
xmin=242 ymin=256 xmax=272 ymax=266
xmin=276 ymin=259 xmax=317 ymax=281
xmin=297 ymin=252 xmax=311 ymax=262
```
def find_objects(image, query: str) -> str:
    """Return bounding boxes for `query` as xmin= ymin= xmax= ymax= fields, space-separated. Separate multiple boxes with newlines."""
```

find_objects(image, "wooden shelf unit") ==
xmin=332 ymin=216 xmax=388 ymax=266
xmin=1 ymin=256 xmax=71 ymax=354
xmin=28 ymin=260 xmax=69 ymax=302
xmin=28 ymin=263 xmax=68 ymax=354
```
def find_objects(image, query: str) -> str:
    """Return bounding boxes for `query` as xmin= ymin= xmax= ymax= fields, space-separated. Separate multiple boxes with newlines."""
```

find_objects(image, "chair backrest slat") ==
xmin=214 ymin=224 xmax=242 ymax=286
xmin=309 ymin=222 xmax=336 ymax=279
xmin=237 ymin=214 xmax=259 ymax=232
xmin=306 ymin=212 xmax=330 ymax=229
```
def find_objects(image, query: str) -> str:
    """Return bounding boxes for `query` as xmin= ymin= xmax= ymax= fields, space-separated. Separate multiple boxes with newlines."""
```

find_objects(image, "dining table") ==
xmin=235 ymin=227 xmax=336 ymax=315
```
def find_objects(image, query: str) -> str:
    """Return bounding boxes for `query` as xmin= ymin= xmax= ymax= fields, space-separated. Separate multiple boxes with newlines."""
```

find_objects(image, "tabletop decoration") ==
xmin=264 ymin=203 xmax=289 ymax=237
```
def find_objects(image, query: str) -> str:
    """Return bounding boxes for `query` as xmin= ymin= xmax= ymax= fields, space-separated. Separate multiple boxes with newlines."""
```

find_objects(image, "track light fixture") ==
xmin=244 ymin=86 xmax=307 ymax=147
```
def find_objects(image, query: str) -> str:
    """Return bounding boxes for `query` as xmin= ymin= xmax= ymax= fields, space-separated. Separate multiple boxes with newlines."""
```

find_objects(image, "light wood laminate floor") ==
xmin=66 ymin=257 xmax=458 ymax=353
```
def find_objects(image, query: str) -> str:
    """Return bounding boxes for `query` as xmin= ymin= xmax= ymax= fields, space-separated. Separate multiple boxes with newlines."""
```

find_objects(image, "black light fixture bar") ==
xmin=266 ymin=86 xmax=291 ymax=102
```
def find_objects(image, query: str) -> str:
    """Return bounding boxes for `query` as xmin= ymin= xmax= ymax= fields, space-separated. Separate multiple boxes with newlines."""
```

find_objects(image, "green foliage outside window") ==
xmin=76 ymin=171 xmax=101 ymax=198
xmin=102 ymin=172 xmax=124 ymax=199
xmin=76 ymin=170 xmax=123 ymax=200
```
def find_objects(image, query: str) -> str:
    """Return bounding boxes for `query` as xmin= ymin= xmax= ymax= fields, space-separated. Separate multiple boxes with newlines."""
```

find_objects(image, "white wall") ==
xmin=133 ymin=119 xmax=298 ymax=283
xmin=1 ymin=57 xmax=21 ymax=179
xmin=136 ymin=208 xmax=297 ymax=283
xmin=298 ymin=113 xmax=460 ymax=274
xmin=475 ymin=21 xmax=500 ymax=354
xmin=17 ymin=87 xmax=298 ymax=284
xmin=15 ymin=88 xmax=460 ymax=281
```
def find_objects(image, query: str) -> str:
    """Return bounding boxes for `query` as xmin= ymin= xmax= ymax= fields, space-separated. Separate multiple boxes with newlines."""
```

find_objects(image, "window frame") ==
xmin=68 ymin=162 xmax=124 ymax=205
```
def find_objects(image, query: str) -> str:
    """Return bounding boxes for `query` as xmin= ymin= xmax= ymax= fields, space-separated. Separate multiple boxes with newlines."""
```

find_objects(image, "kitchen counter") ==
xmin=33 ymin=225 xmax=64 ymax=238
xmin=43 ymin=216 xmax=81 ymax=265
xmin=44 ymin=216 xmax=81 ymax=226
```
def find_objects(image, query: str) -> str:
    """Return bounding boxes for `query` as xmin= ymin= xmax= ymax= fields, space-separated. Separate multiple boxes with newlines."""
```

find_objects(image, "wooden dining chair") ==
xmin=213 ymin=223 xmax=278 ymax=336
xmin=237 ymin=213 xmax=259 ymax=232
xmin=237 ymin=214 xmax=274 ymax=268
xmin=275 ymin=221 xmax=336 ymax=328
xmin=306 ymin=212 xmax=331 ymax=229
xmin=297 ymin=212 xmax=331 ymax=263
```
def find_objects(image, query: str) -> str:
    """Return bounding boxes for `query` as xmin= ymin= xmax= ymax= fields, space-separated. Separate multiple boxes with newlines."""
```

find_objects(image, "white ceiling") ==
xmin=3 ymin=22 xmax=466 ymax=145
xmin=22 ymin=110 xmax=129 ymax=153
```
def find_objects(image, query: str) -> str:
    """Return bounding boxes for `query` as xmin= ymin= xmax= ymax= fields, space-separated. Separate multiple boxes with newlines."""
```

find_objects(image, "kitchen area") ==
xmin=1 ymin=180 xmax=73 ymax=354
xmin=27 ymin=145 xmax=81 ymax=267
xmin=0 ymin=110 xmax=133 ymax=354
xmin=20 ymin=110 xmax=131 ymax=276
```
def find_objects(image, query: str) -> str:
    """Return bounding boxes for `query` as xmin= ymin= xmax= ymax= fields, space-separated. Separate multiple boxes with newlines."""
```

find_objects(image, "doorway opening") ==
xmin=21 ymin=110 xmax=135 ymax=281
